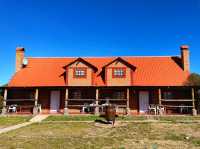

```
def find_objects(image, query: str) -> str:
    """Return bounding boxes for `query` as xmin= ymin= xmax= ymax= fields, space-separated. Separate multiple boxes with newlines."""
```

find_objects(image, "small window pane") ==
xmin=75 ymin=68 xmax=86 ymax=77
xmin=113 ymin=68 xmax=125 ymax=77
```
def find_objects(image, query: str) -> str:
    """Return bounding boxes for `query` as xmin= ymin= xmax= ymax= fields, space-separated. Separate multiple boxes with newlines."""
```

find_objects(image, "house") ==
xmin=1 ymin=46 xmax=198 ymax=115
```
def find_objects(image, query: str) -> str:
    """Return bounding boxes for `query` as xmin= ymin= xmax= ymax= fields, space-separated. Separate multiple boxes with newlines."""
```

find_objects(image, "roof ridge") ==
xmin=26 ymin=55 xmax=180 ymax=59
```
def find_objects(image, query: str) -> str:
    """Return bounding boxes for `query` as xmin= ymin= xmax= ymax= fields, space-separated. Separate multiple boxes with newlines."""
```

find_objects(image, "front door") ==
xmin=50 ymin=91 xmax=60 ymax=113
xmin=139 ymin=91 xmax=149 ymax=113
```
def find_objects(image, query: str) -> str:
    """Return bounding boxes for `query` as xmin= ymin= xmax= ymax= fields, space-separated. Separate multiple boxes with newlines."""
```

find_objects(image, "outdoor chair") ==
xmin=157 ymin=105 xmax=165 ymax=115
xmin=37 ymin=104 xmax=42 ymax=113
xmin=8 ymin=105 xmax=17 ymax=113
xmin=148 ymin=104 xmax=157 ymax=115
xmin=100 ymin=102 xmax=110 ymax=113
xmin=179 ymin=104 xmax=189 ymax=114
xmin=81 ymin=103 xmax=90 ymax=113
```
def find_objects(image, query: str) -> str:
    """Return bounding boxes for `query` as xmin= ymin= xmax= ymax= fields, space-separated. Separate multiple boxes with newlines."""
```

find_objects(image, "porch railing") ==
xmin=67 ymin=98 xmax=127 ymax=101
xmin=161 ymin=99 xmax=193 ymax=102
xmin=6 ymin=99 xmax=35 ymax=102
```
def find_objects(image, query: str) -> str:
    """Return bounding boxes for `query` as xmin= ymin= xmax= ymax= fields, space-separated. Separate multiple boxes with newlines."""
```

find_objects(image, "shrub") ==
xmin=0 ymin=95 xmax=3 ymax=110
xmin=186 ymin=73 xmax=200 ymax=86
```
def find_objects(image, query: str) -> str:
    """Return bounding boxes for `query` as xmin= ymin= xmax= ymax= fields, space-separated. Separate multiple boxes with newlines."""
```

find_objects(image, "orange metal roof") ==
xmin=8 ymin=56 xmax=189 ymax=87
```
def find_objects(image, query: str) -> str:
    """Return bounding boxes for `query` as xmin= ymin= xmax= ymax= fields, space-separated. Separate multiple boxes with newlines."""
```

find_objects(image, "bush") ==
xmin=0 ymin=95 xmax=3 ymax=110
xmin=186 ymin=73 xmax=200 ymax=86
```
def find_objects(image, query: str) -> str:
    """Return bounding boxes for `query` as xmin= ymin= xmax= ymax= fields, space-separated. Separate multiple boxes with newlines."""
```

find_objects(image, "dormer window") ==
xmin=112 ymin=68 xmax=126 ymax=78
xmin=73 ymin=68 xmax=87 ymax=78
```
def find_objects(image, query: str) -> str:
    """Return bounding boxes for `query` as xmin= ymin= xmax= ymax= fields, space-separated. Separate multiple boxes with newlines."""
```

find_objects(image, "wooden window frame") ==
xmin=113 ymin=91 xmax=125 ymax=99
xmin=112 ymin=67 xmax=126 ymax=78
xmin=73 ymin=67 xmax=87 ymax=78
xmin=72 ymin=90 xmax=82 ymax=99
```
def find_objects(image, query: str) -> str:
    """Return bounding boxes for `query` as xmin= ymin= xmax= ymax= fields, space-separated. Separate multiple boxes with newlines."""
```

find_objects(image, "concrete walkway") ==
xmin=0 ymin=115 xmax=49 ymax=134
xmin=29 ymin=114 xmax=49 ymax=123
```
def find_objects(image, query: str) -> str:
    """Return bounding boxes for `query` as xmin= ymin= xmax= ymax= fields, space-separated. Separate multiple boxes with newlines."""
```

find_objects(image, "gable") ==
xmin=66 ymin=60 xmax=93 ymax=86
xmin=102 ymin=57 xmax=136 ymax=70
xmin=107 ymin=60 xmax=129 ymax=68
xmin=105 ymin=60 xmax=133 ymax=86
xmin=64 ymin=58 xmax=98 ymax=72
xmin=68 ymin=61 xmax=89 ymax=68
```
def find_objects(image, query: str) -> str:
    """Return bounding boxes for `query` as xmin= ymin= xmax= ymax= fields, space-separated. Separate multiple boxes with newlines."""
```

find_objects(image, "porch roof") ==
xmin=8 ymin=56 xmax=189 ymax=87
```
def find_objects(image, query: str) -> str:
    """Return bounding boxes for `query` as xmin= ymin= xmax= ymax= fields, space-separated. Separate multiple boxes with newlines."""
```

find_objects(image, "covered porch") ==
xmin=1 ymin=86 xmax=199 ymax=116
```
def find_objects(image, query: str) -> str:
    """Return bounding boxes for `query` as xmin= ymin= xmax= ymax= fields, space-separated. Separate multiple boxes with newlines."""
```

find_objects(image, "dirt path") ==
xmin=0 ymin=115 xmax=49 ymax=134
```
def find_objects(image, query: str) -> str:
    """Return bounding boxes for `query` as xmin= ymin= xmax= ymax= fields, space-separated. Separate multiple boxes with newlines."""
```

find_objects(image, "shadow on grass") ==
xmin=94 ymin=119 xmax=112 ymax=124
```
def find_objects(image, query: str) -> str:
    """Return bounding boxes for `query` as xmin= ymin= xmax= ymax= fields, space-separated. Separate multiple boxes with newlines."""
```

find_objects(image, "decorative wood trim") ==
xmin=105 ymin=67 xmax=107 ymax=86
xmin=91 ymin=71 xmax=95 ymax=86
xmin=130 ymin=69 xmax=134 ymax=85
xmin=64 ymin=57 xmax=98 ymax=72
xmin=66 ymin=67 xmax=68 ymax=85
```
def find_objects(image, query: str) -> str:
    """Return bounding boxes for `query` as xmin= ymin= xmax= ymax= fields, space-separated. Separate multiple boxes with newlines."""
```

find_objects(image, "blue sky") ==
xmin=0 ymin=0 xmax=200 ymax=85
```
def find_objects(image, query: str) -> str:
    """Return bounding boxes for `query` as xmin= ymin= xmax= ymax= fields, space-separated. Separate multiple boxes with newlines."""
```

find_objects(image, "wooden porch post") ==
xmin=35 ymin=88 xmax=39 ymax=106
xmin=64 ymin=88 xmax=68 ymax=115
xmin=95 ymin=88 xmax=99 ymax=115
xmin=33 ymin=88 xmax=39 ymax=115
xmin=158 ymin=88 xmax=162 ymax=105
xmin=1 ymin=88 xmax=8 ymax=115
xmin=192 ymin=87 xmax=197 ymax=116
xmin=127 ymin=88 xmax=130 ymax=115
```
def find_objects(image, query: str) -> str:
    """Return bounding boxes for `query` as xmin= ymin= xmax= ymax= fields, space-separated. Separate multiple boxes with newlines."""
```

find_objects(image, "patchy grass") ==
xmin=157 ymin=116 xmax=200 ymax=123
xmin=45 ymin=115 xmax=105 ymax=121
xmin=45 ymin=115 xmax=200 ymax=122
xmin=0 ymin=121 xmax=200 ymax=148
xmin=45 ymin=115 xmax=148 ymax=122
xmin=0 ymin=116 xmax=31 ymax=128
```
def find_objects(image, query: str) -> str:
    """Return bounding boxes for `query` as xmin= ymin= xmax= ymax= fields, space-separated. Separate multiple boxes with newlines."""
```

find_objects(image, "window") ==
xmin=112 ymin=68 xmax=126 ymax=78
xmin=163 ymin=91 xmax=173 ymax=99
xmin=73 ymin=68 xmax=87 ymax=78
xmin=72 ymin=90 xmax=81 ymax=99
xmin=113 ymin=91 xmax=125 ymax=99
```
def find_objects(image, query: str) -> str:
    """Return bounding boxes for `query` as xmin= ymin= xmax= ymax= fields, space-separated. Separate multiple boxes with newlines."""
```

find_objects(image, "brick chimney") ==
xmin=180 ymin=45 xmax=190 ymax=72
xmin=16 ymin=47 xmax=25 ymax=72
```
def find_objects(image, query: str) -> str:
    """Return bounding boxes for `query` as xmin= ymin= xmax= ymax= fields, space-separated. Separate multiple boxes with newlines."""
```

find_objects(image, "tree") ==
xmin=0 ymin=95 xmax=3 ymax=110
xmin=186 ymin=73 xmax=200 ymax=86
xmin=0 ymin=89 xmax=3 ymax=110
xmin=186 ymin=73 xmax=200 ymax=114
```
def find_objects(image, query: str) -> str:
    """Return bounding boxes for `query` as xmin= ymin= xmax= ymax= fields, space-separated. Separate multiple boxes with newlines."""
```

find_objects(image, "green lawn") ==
xmin=0 ymin=116 xmax=31 ymax=129
xmin=45 ymin=115 xmax=200 ymax=122
xmin=0 ymin=117 xmax=200 ymax=148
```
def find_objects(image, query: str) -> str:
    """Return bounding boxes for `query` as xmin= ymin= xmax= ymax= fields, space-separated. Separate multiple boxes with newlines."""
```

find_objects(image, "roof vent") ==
xmin=22 ymin=58 xmax=28 ymax=66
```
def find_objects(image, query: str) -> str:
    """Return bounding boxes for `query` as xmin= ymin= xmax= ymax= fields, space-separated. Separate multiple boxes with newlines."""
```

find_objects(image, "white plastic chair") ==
xmin=8 ymin=105 xmax=17 ymax=113
xmin=157 ymin=105 xmax=165 ymax=115
xmin=148 ymin=104 xmax=157 ymax=115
